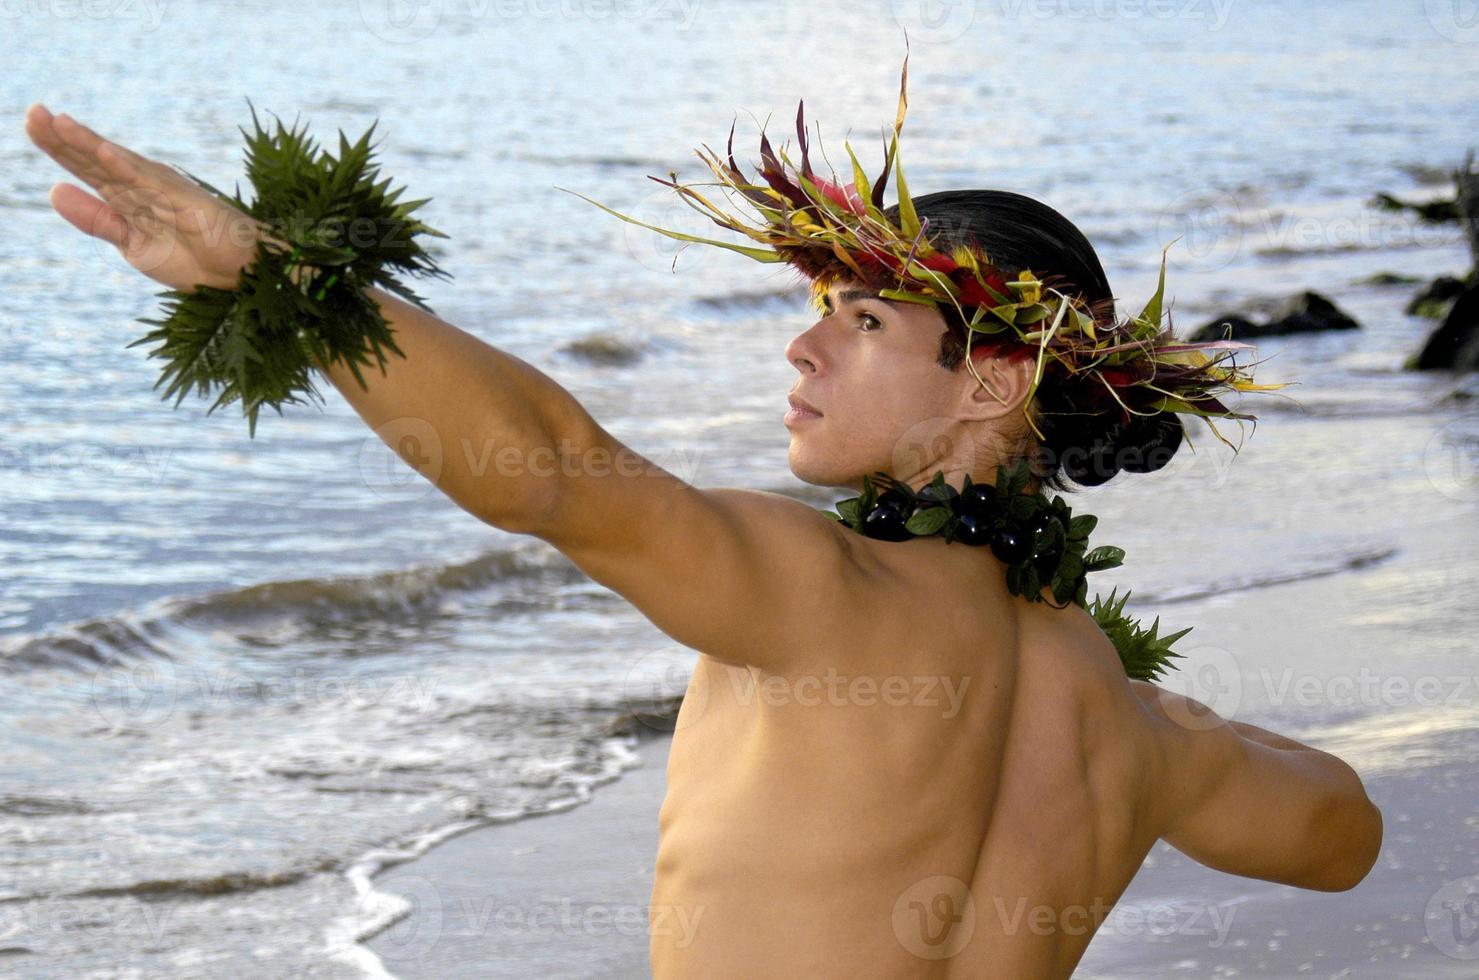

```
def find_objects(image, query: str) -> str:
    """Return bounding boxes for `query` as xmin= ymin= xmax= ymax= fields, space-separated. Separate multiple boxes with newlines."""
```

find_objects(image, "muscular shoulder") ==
xmin=543 ymin=482 xmax=876 ymax=673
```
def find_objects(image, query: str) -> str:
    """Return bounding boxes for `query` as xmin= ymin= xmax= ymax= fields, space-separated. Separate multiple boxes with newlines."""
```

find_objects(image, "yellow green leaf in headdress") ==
xmin=1008 ymin=270 xmax=1042 ymax=306
xmin=879 ymin=287 xmax=943 ymax=307
xmin=989 ymin=303 xmax=1019 ymax=326
xmin=893 ymin=142 xmax=921 ymax=240
xmin=844 ymin=143 xmax=886 ymax=225
xmin=1135 ymin=246 xmax=1171 ymax=331
xmin=1014 ymin=304 xmax=1050 ymax=326
xmin=1071 ymin=305 xmax=1098 ymax=342
xmin=554 ymin=187 xmax=784 ymax=264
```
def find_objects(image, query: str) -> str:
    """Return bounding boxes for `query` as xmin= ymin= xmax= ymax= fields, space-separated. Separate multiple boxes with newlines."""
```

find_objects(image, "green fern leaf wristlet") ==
xmin=125 ymin=101 xmax=452 ymax=437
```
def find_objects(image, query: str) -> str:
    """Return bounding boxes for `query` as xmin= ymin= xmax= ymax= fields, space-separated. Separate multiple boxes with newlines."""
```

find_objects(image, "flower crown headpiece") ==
xmin=562 ymin=51 xmax=1294 ymax=448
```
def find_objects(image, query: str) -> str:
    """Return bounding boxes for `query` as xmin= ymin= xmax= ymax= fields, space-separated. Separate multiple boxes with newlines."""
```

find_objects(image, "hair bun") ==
xmin=1117 ymin=411 xmax=1185 ymax=474
xmin=1047 ymin=408 xmax=1185 ymax=487
xmin=1056 ymin=414 xmax=1121 ymax=488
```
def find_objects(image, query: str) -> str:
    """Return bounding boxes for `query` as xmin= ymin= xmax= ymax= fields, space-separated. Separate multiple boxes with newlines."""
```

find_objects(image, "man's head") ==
xmin=784 ymin=189 xmax=1186 ymax=495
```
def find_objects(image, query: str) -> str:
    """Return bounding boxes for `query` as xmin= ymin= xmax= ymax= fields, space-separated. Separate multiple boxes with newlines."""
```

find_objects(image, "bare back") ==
xmin=649 ymin=531 xmax=1161 ymax=978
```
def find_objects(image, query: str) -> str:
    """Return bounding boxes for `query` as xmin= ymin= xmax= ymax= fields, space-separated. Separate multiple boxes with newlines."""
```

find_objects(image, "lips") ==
xmin=787 ymin=393 xmax=823 ymax=416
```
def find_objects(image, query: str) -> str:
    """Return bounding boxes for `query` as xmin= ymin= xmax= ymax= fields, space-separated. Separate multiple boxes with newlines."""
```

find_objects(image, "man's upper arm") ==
xmin=1134 ymin=682 xmax=1382 ymax=892
xmin=525 ymin=421 xmax=870 ymax=673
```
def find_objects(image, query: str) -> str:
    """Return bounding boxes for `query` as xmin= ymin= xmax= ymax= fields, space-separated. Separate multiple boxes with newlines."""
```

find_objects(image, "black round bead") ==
xmin=876 ymin=488 xmax=915 ymax=511
xmin=951 ymin=510 xmax=992 ymax=546
xmin=1033 ymin=544 xmax=1064 ymax=577
xmin=861 ymin=503 xmax=913 ymax=542
xmin=990 ymin=526 xmax=1031 ymax=564
xmin=955 ymin=483 xmax=999 ymax=519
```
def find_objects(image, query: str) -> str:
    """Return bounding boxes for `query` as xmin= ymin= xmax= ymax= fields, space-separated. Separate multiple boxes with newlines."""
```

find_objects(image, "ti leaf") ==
xmin=1087 ymin=587 xmax=1192 ymax=682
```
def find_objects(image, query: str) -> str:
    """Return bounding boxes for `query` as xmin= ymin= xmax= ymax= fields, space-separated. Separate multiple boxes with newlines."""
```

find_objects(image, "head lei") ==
xmin=563 ymin=50 xmax=1291 ymax=451
xmin=560 ymin=50 xmax=1297 ymax=681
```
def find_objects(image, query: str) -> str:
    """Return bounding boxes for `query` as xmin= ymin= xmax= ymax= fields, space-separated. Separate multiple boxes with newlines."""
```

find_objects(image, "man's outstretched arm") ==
xmin=23 ymin=104 xmax=871 ymax=674
xmin=317 ymin=286 xmax=591 ymax=534
xmin=329 ymin=287 xmax=872 ymax=673
xmin=1132 ymin=681 xmax=1384 ymax=893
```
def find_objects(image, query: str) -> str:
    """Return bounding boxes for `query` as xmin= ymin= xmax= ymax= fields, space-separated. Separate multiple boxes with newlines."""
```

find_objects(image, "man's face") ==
xmin=783 ymin=277 xmax=989 ymax=492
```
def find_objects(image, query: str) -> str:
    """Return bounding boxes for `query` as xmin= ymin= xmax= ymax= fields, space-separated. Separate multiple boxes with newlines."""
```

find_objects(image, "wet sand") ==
xmin=364 ymin=734 xmax=668 ymax=979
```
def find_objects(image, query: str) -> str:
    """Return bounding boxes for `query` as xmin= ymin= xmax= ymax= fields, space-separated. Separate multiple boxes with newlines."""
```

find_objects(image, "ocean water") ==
xmin=2 ymin=1 xmax=1477 ymax=975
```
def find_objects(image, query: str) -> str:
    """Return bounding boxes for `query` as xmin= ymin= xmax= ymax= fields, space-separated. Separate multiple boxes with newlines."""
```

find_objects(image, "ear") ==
xmin=958 ymin=350 xmax=1037 ymax=423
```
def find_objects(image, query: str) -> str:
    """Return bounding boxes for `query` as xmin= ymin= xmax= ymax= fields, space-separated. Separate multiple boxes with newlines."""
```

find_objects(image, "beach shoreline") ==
xmin=362 ymin=732 xmax=670 ymax=979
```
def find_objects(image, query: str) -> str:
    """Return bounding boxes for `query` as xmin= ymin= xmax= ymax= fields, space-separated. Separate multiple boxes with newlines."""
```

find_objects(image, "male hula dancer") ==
xmin=24 ymin=56 xmax=1380 ymax=979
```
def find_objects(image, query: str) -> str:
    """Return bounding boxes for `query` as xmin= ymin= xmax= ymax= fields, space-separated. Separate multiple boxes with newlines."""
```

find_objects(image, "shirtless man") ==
xmin=24 ymin=105 xmax=1382 ymax=978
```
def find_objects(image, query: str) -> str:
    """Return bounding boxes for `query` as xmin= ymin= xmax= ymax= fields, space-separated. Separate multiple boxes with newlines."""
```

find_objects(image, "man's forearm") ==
xmin=315 ymin=285 xmax=594 ymax=532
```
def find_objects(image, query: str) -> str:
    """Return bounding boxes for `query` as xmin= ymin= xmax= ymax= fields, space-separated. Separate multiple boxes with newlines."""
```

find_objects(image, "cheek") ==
xmin=836 ymin=363 xmax=941 ymax=452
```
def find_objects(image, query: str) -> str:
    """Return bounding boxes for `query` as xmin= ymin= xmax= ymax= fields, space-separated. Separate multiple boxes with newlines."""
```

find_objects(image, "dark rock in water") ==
xmin=1354 ymin=271 xmax=1424 ymax=287
xmin=1264 ymin=291 xmax=1362 ymax=334
xmin=1189 ymin=314 xmax=1259 ymax=342
xmin=1411 ymin=284 xmax=1479 ymax=371
xmin=1187 ymin=291 xmax=1360 ymax=341
xmin=693 ymin=286 xmax=809 ymax=313
xmin=1369 ymin=191 xmax=1462 ymax=223
xmin=1405 ymin=275 xmax=1469 ymax=319
xmin=559 ymin=335 xmax=647 ymax=366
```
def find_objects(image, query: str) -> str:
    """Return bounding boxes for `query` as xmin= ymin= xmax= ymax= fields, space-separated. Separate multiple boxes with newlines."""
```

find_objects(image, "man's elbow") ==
xmin=1309 ymin=789 xmax=1384 ymax=892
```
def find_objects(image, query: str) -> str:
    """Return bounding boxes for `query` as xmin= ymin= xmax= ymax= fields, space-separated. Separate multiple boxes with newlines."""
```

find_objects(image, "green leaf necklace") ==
xmin=829 ymin=459 xmax=1191 ymax=682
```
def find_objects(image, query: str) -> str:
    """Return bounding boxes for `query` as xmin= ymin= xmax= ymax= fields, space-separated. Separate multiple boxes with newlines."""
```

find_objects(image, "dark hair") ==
xmin=882 ymin=189 xmax=1185 ymax=493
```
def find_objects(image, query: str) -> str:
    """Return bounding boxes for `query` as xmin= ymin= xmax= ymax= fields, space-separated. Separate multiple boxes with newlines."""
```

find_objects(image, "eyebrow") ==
xmin=823 ymin=287 xmax=908 ymax=310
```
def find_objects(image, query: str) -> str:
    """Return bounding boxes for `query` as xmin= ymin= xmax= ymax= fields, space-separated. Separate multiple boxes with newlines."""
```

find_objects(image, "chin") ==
xmin=787 ymin=442 xmax=868 ymax=491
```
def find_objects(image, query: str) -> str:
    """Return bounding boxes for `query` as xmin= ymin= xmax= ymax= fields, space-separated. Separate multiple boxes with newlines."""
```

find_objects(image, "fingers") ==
xmin=50 ymin=182 xmax=130 ymax=250
xmin=58 ymin=112 xmax=167 ymax=188
xmin=25 ymin=105 xmax=116 ymax=193
xmin=96 ymin=140 xmax=145 ymax=184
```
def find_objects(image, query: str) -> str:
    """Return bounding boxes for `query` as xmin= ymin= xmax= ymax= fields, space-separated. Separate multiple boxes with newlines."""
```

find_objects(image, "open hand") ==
xmin=23 ymin=105 xmax=268 ymax=293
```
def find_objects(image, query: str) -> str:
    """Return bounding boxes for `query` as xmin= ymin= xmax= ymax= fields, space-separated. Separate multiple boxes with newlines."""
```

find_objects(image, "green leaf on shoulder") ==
xmin=1068 ymin=514 xmax=1098 ymax=538
xmin=906 ymin=506 xmax=951 ymax=535
xmin=1083 ymin=545 xmax=1125 ymax=572
xmin=1086 ymin=587 xmax=1192 ymax=682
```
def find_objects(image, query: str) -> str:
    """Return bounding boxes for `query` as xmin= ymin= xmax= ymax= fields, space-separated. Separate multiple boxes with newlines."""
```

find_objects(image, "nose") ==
xmin=785 ymin=322 xmax=822 ymax=375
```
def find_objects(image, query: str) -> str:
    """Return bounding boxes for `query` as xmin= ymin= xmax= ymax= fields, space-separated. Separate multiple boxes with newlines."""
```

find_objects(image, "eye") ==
xmin=856 ymin=309 xmax=883 ymax=332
